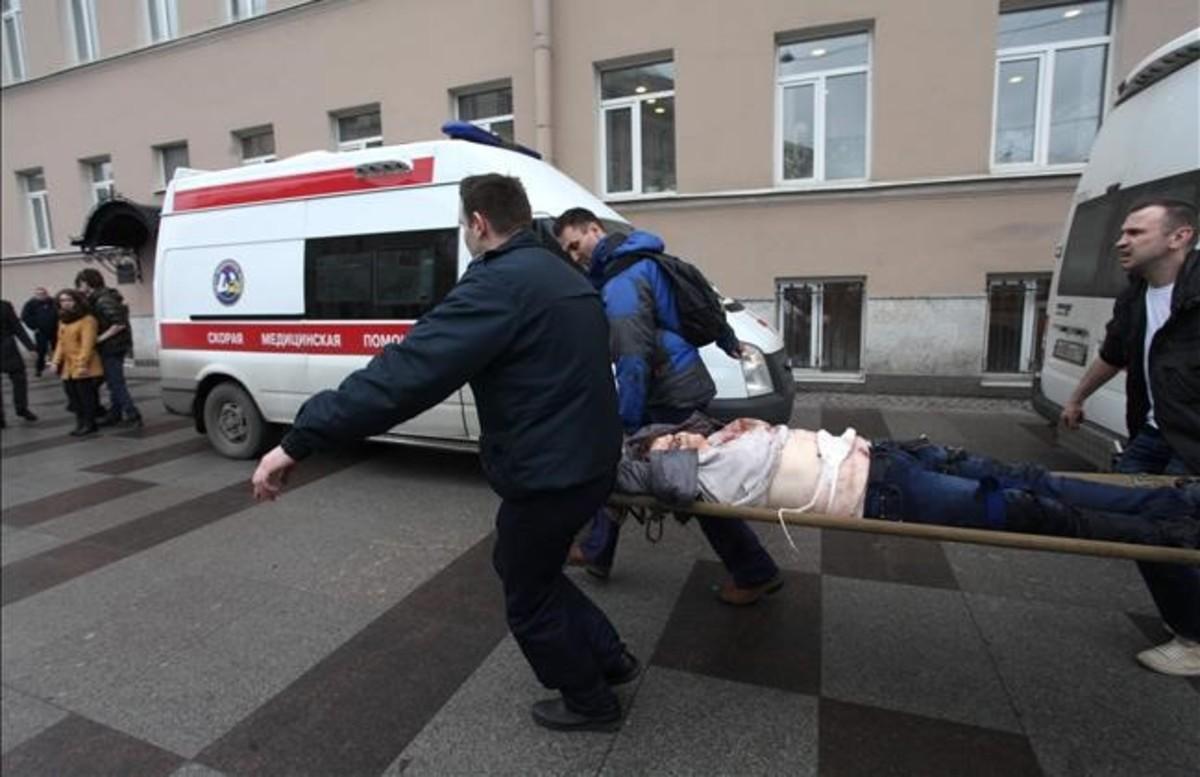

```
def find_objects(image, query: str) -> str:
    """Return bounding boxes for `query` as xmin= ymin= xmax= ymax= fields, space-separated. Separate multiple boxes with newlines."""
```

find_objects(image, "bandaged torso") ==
xmin=766 ymin=429 xmax=872 ymax=517
xmin=694 ymin=424 xmax=871 ymax=517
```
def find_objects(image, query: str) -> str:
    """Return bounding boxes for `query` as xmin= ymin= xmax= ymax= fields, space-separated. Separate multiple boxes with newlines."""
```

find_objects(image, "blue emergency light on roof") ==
xmin=441 ymin=121 xmax=543 ymax=160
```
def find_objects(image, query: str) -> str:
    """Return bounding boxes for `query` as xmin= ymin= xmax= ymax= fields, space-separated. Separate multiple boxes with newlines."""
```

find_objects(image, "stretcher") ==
xmin=608 ymin=473 xmax=1200 ymax=566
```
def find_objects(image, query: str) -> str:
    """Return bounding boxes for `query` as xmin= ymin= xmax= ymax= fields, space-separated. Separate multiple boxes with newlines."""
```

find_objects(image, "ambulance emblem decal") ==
xmin=213 ymin=260 xmax=243 ymax=306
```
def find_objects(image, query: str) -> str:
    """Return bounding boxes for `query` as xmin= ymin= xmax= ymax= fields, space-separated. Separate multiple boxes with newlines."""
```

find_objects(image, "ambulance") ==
xmin=156 ymin=124 xmax=795 ymax=458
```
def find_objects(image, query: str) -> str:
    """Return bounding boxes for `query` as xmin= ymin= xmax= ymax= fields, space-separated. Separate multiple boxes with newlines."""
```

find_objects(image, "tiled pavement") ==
xmin=1 ymin=375 xmax=1197 ymax=776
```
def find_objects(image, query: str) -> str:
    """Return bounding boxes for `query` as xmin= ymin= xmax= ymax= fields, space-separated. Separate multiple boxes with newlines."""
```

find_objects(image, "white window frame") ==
xmin=236 ymin=126 xmax=276 ymax=165
xmin=156 ymin=142 xmax=189 ymax=189
xmin=990 ymin=21 xmax=1112 ymax=172
xmin=456 ymin=87 xmax=514 ymax=137
xmin=69 ymin=0 xmax=99 ymax=63
xmin=983 ymin=275 xmax=1049 ymax=375
xmin=86 ymin=157 xmax=114 ymax=204
xmin=21 ymin=171 xmax=53 ymax=253
xmin=145 ymin=0 xmax=179 ymax=43
xmin=775 ymin=276 xmax=867 ymax=379
xmin=773 ymin=38 xmax=872 ymax=186
xmin=597 ymin=64 xmax=676 ymax=198
xmin=2 ymin=0 xmax=27 ymax=83
xmin=333 ymin=108 xmax=383 ymax=152
xmin=228 ymin=0 xmax=266 ymax=22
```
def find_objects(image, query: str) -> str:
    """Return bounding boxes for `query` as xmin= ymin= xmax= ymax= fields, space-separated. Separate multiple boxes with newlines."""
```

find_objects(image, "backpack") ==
xmin=606 ymin=250 xmax=732 ymax=349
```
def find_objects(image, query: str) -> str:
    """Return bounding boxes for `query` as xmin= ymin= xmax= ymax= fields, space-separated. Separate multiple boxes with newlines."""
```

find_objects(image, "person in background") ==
xmin=50 ymin=289 xmax=103 ymax=437
xmin=553 ymin=207 xmax=781 ymax=606
xmin=1 ymin=299 xmax=38 ymax=428
xmin=20 ymin=287 xmax=58 ymax=377
xmin=1060 ymin=198 xmax=1199 ymax=677
xmin=75 ymin=269 xmax=141 ymax=428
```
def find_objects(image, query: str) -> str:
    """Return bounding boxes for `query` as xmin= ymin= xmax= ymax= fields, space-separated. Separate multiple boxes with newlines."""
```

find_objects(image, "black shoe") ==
xmin=96 ymin=412 xmax=121 ymax=428
xmin=69 ymin=424 xmax=98 ymax=437
xmin=117 ymin=414 xmax=143 ymax=429
xmin=17 ymin=409 xmax=38 ymax=422
xmin=605 ymin=651 xmax=641 ymax=687
xmin=530 ymin=698 xmax=621 ymax=732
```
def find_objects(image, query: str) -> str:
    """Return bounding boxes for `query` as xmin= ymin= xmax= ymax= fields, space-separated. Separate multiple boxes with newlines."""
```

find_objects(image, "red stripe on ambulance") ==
xmin=160 ymin=322 xmax=414 ymax=355
xmin=172 ymin=157 xmax=436 ymax=212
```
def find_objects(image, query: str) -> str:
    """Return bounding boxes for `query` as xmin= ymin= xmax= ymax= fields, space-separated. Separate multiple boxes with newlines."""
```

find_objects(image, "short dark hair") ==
xmin=552 ymin=207 xmax=603 ymax=238
xmin=1128 ymin=198 xmax=1198 ymax=236
xmin=459 ymin=174 xmax=532 ymax=236
xmin=74 ymin=268 xmax=106 ymax=290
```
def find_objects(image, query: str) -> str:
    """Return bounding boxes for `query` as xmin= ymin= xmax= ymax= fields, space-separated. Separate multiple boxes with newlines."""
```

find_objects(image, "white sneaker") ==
xmin=1136 ymin=637 xmax=1200 ymax=677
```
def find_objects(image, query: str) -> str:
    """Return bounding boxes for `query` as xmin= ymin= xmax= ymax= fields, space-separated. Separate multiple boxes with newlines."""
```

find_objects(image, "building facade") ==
xmin=2 ymin=0 xmax=1196 ymax=391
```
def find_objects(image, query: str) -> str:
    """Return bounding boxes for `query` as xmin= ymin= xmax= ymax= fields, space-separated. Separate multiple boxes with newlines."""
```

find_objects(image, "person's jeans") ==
xmin=1115 ymin=425 xmax=1199 ymax=642
xmin=864 ymin=441 xmax=1197 ymax=545
xmin=493 ymin=474 xmax=627 ymax=714
xmin=100 ymin=352 xmax=139 ymax=420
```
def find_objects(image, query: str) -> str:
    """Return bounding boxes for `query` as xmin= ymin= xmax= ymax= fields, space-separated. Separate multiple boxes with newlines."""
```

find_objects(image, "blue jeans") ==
xmin=493 ymin=474 xmax=627 ymax=714
xmin=100 ymin=352 xmax=139 ymax=419
xmin=864 ymin=441 xmax=1198 ymax=547
xmin=1115 ymin=425 xmax=1199 ymax=641
xmin=580 ymin=405 xmax=780 ymax=588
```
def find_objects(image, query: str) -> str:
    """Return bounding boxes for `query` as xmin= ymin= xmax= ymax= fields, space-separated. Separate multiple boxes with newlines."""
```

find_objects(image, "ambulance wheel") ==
xmin=204 ymin=382 xmax=267 ymax=459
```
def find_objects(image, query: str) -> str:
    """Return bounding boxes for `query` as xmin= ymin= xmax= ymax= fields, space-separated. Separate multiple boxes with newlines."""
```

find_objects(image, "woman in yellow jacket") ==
xmin=49 ymin=289 xmax=103 ymax=436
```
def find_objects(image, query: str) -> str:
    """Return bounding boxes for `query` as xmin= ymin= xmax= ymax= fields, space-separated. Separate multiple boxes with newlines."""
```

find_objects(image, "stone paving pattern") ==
xmin=1 ymin=374 xmax=1197 ymax=776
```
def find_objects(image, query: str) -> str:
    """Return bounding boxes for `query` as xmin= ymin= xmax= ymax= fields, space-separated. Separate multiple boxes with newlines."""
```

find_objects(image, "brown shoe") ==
xmin=565 ymin=543 xmax=611 ymax=580
xmin=566 ymin=543 xmax=588 ymax=567
xmin=717 ymin=575 xmax=784 ymax=606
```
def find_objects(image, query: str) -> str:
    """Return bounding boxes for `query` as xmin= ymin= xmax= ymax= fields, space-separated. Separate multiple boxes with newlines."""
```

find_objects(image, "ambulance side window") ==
xmin=305 ymin=229 xmax=458 ymax=320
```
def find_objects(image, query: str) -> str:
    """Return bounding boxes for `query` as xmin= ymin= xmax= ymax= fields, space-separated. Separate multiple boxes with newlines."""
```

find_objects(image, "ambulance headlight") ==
xmin=740 ymin=343 xmax=774 ymax=398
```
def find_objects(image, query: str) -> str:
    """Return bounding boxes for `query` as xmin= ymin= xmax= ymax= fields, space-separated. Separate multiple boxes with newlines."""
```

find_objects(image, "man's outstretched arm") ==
xmin=1060 ymin=357 xmax=1121 ymax=429
xmin=252 ymin=270 xmax=515 ymax=500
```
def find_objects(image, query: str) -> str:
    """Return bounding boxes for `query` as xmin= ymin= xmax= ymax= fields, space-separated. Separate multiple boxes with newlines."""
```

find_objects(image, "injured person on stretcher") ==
xmin=615 ymin=416 xmax=1200 ymax=549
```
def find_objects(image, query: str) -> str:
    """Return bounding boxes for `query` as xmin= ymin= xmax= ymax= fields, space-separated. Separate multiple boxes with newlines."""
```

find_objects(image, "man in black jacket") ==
xmin=1 ymin=299 xmax=38 ymax=428
xmin=75 ymin=269 xmax=142 ymax=427
xmin=252 ymin=174 xmax=637 ymax=730
xmin=20 ymin=287 xmax=57 ymax=377
xmin=1061 ymin=198 xmax=1199 ymax=677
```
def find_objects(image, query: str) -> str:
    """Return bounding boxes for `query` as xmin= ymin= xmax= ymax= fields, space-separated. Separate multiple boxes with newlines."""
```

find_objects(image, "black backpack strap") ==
xmin=602 ymin=251 xmax=657 ymax=283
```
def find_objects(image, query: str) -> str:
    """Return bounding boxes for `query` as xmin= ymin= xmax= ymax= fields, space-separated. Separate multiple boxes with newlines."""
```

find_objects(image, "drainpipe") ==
xmin=532 ymin=0 xmax=554 ymax=162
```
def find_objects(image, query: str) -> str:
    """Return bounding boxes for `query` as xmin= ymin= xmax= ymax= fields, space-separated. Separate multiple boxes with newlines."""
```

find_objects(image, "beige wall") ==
xmin=1114 ymin=0 xmax=1200 ymax=84
xmin=620 ymin=180 xmax=1075 ymax=299
xmin=552 ymin=0 xmax=1002 ymax=192
xmin=1 ymin=0 xmax=1195 ymax=326
xmin=2 ymin=0 xmax=534 ymax=257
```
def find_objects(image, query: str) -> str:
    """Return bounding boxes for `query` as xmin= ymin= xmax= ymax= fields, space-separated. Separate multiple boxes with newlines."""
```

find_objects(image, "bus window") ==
xmin=1058 ymin=169 xmax=1200 ymax=298
xmin=305 ymin=229 xmax=458 ymax=320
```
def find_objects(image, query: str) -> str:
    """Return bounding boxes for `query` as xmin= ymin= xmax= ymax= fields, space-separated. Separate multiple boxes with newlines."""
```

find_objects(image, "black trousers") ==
xmin=492 ymin=473 xmax=627 ymax=714
xmin=34 ymin=331 xmax=54 ymax=374
xmin=1 ymin=367 xmax=29 ymax=422
xmin=64 ymin=378 xmax=101 ymax=427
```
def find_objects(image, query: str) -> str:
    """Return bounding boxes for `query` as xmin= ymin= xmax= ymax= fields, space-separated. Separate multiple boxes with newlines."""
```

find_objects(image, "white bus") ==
xmin=1034 ymin=29 xmax=1200 ymax=468
xmin=155 ymin=125 xmax=795 ymax=458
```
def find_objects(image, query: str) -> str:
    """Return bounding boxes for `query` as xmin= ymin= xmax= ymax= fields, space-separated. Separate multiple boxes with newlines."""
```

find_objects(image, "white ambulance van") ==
xmin=1034 ymin=29 xmax=1199 ymax=468
xmin=156 ymin=125 xmax=795 ymax=458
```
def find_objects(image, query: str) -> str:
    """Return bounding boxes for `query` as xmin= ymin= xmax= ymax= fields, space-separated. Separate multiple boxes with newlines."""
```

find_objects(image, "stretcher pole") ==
xmin=607 ymin=493 xmax=1200 ymax=566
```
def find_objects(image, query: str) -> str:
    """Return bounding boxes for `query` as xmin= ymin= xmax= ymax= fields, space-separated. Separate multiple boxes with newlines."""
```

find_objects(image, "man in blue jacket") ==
xmin=252 ymin=175 xmax=638 ymax=731
xmin=554 ymin=208 xmax=781 ymax=606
